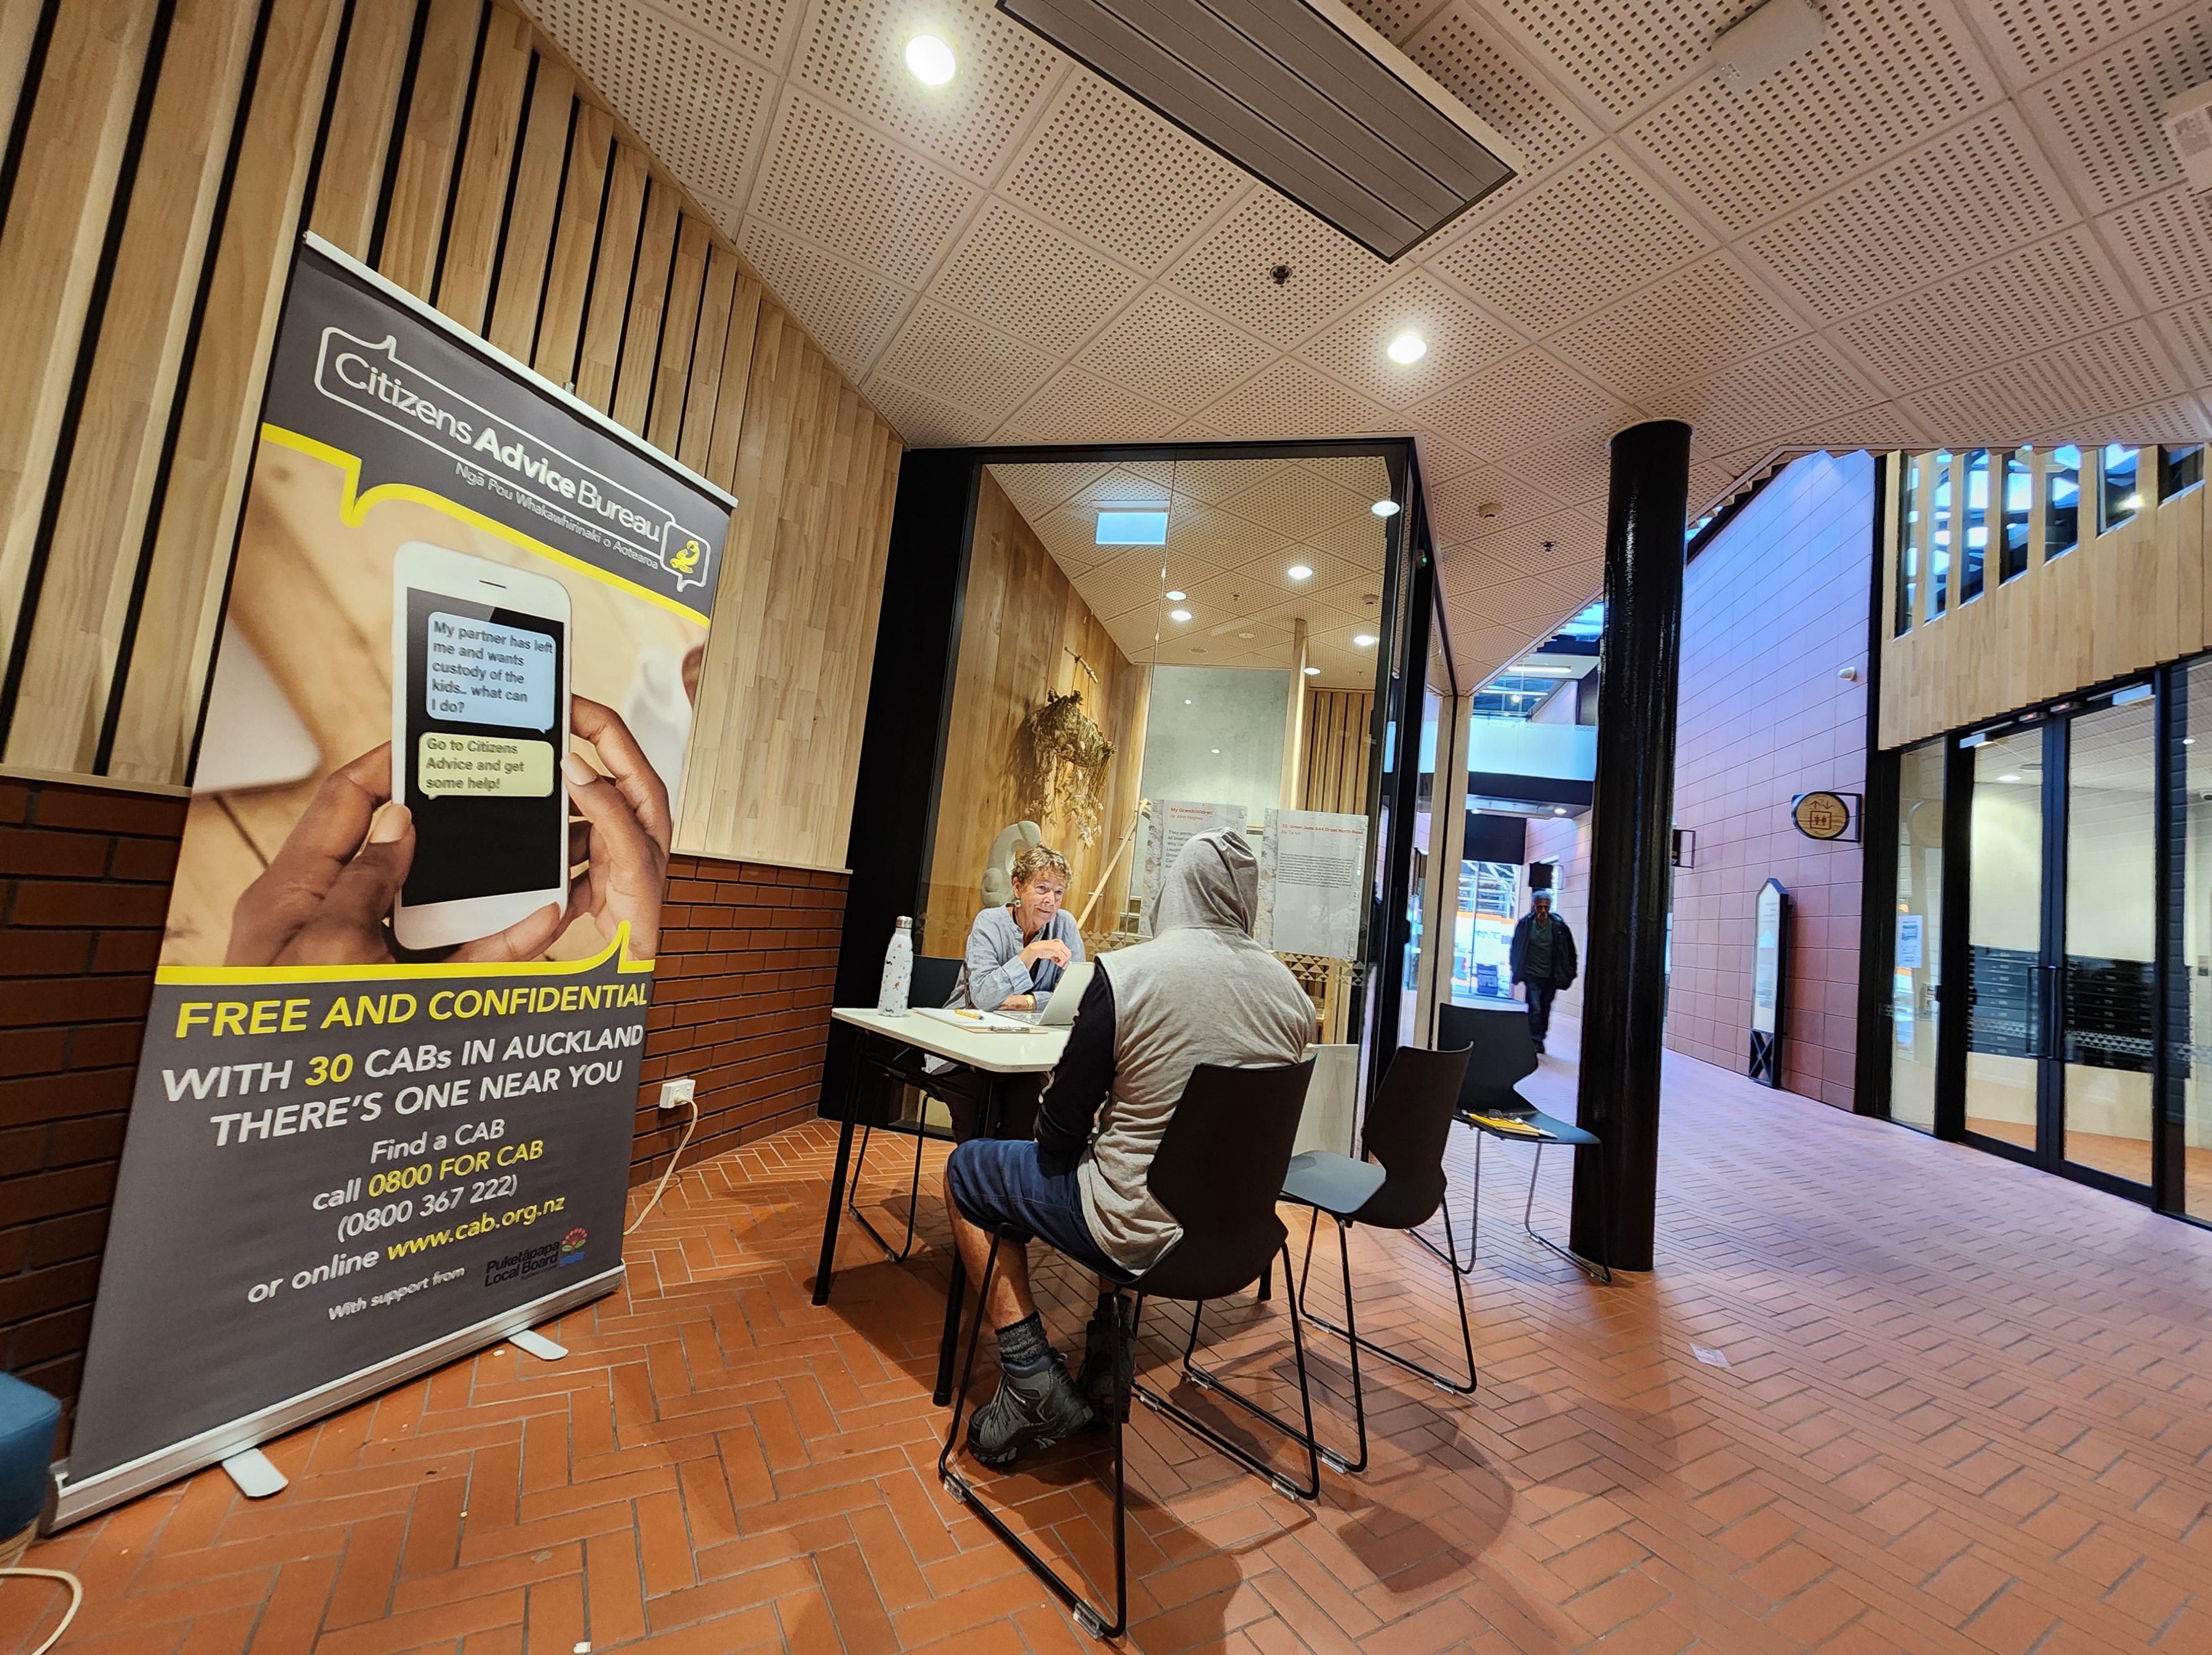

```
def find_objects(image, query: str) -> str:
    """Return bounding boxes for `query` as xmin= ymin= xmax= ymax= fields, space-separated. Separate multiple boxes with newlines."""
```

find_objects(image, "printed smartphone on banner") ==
xmin=392 ymin=543 xmax=570 ymax=949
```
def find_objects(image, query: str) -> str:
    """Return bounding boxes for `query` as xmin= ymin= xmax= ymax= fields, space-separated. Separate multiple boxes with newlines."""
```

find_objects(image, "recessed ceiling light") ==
xmin=1238 ymin=631 xmax=1254 ymax=639
xmin=1164 ymin=589 xmax=1186 ymax=601
xmin=1211 ymin=748 xmax=1221 ymax=754
xmin=904 ymin=34 xmax=956 ymax=85
xmin=1303 ymin=665 xmax=1320 ymax=676
xmin=1286 ymin=564 xmax=1313 ymax=580
xmin=1371 ymin=499 xmax=1401 ymax=517
xmin=1170 ymin=608 xmax=1192 ymax=622
xmin=1386 ymin=331 xmax=1427 ymax=365
xmin=1553 ymin=806 xmax=1568 ymax=815
xmin=1183 ymin=698 xmax=1192 ymax=705
xmin=1096 ymin=508 xmax=1167 ymax=545
xmin=1353 ymin=633 xmax=1377 ymax=647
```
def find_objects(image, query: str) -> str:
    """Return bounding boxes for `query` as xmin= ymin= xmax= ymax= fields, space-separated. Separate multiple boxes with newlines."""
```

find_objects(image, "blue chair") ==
xmin=0 ymin=1372 xmax=59 ymax=1561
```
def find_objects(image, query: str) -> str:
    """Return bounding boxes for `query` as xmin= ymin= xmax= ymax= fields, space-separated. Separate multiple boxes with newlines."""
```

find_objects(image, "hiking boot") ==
xmin=1076 ymin=1298 xmax=1134 ymax=1427
xmin=966 ymin=1359 xmax=1092 ymax=1466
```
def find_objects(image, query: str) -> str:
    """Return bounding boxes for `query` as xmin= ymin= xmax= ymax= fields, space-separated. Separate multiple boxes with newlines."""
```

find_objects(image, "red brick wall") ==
xmin=1665 ymin=452 xmax=1872 ymax=1108
xmin=0 ymin=779 xmax=186 ymax=1433
xmin=632 ymin=855 xmax=846 ymax=1182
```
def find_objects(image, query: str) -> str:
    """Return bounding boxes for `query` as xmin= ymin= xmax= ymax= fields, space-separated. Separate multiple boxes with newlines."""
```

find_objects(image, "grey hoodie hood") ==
xmin=1151 ymin=829 xmax=1260 ymax=938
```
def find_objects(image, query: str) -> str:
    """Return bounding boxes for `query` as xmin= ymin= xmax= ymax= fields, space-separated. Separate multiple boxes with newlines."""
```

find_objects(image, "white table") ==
xmin=814 ymin=1008 xmax=1069 ymax=1403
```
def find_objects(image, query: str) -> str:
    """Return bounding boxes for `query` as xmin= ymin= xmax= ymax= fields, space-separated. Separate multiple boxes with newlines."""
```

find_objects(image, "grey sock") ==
xmin=996 ymin=1311 xmax=1053 ymax=1378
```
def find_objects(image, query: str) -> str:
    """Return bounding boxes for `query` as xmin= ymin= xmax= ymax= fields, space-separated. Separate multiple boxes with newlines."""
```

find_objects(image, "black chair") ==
xmin=1279 ymin=1045 xmax=1475 ymax=1475
xmin=847 ymin=955 xmax=974 ymax=1259
xmin=1433 ymin=1002 xmax=1612 ymax=1283
xmin=938 ymin=1059 xmax=1319 ymax=1642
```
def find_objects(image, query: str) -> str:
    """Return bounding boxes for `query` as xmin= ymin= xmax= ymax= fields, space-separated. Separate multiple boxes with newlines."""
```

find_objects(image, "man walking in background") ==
xmin=1510 ymin=890 xmax=1578 ymax=1055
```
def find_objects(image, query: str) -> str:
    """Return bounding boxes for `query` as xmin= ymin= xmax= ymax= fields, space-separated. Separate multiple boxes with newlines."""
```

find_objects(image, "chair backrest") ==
xmin=913 ymin=954 xmax=963 ymax=1008
xmin=1138 ymin=1059 xmax=1316 ymax=1302
xmin=1436 ymin=1002 xmax=1536 ymax=1115
xmin=1353 ymin=1044 xmax=1473 ymax=1230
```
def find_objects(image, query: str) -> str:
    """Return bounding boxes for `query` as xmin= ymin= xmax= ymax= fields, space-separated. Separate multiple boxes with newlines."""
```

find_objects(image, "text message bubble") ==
xmin=426 ymin=612 xmax=556 ymax=729
xmin=416 ymin=733 xmax=554 ymax=797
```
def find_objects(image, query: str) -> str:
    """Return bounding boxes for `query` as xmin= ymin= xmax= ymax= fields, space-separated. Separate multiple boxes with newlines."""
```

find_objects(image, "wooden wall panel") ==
xmin=5 ymin=0 xmax=259 ymax=772
xmin=1303 ymin=689 xmax=1374 ymax=814
xmin=0 ymin=0 xmax=901 ymax=878
xmin=0 ymin=0 xmax=158 ymax=675
xmin=0 ymin=0 xmax=46 ymax=147
xmin=918 ymin=471 xmax=1147 ymax=959
xmin=1880 ymin=452 xmax=2212 ymax=748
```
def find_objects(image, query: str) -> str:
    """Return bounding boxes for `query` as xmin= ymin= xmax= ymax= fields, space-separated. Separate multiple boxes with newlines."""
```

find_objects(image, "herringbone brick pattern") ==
xmin=16 ymin=1035 xmax=2212 ymax=1653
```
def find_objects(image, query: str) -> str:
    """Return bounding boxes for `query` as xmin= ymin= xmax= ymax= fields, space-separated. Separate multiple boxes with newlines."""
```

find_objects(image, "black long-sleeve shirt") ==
xmin=1034 ymin=966 xmax=1117 ymax=1176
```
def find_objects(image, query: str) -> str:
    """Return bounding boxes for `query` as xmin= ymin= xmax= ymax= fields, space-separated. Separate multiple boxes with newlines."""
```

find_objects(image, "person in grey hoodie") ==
xmin=941 ymin=829 xmax=1314 ymax=1466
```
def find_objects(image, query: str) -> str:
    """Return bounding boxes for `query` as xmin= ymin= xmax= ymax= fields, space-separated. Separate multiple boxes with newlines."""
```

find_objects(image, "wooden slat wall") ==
xmin=0 ymin=0 xmax=901 ymax=871
xmin=1302 ymin=689 xmax=1374 ymax=814
xmin=1879 ymin=451 xmax=2212 ymax=748
xmin=920 ymin=471 xmax=1149 ymax=959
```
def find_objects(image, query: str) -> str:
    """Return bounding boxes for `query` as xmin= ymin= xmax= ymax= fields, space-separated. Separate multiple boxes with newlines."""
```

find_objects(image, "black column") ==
xmin=1571 ymin=420 xmax=1690 ymax=1272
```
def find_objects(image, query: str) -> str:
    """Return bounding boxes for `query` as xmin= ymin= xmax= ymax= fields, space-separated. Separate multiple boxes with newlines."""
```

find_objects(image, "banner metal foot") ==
xmin=510 ymin=1329 xmax=567 ymax=1361
xmin=220 ymin=1448 xmax=287 ymax=1499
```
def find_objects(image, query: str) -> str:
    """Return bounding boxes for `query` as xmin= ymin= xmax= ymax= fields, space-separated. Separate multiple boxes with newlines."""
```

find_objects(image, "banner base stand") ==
xmin=511 ymin=1330 xmax=567 ymax=1362
xmin=220 ymin=1448 xmax=288 ymax=1499
xmin=53 ymin=1264 xmax=622 ymax=1528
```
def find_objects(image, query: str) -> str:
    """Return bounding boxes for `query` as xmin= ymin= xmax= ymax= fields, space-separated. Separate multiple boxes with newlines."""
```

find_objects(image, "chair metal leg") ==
xmin=846 ymin=1110 xmax=927 ymax=1263
xmin=1135 ymin=1241 xmax=1322 ymax=1501
xmin=1411 ymin=1123 xmax=1478 ymax=1273
xmin=1522 ymin=1141 xmax=1614 ymax=1284
xmin=937 ymin=1243 xmax=1128 ymax=1640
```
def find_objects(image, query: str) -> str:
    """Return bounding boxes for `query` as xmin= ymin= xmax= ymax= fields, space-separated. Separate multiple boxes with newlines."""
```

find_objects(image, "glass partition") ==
xmin=1889 ymin=739 xmax=1945 ymax=1130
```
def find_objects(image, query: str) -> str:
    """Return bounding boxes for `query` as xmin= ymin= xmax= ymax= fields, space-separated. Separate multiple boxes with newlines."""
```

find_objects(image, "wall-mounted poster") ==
xmin=58 ymin=236 xmax=733 ymax=1524
xmin=1259 ymin=809 xmax=1370 ymax=959
xmin=1141 ymin=800 xmax=1245 ymax=932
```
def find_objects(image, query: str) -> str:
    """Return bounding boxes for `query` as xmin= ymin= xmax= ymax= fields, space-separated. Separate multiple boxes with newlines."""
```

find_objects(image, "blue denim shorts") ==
xmin=945 ymin=1138 xmax=1134 ymax=1283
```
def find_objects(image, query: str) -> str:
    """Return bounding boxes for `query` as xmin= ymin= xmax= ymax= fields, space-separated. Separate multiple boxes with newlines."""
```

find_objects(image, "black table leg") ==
xmin=933 ymin=1071 xmax=1004 ymax=1405
xmin=812 ymin=1052 xmax=868 ymax=1305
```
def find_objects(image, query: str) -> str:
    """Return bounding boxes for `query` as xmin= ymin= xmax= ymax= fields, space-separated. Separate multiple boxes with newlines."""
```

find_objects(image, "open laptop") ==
xmin=1034 ymin=960 xmax=1095 ymax=1027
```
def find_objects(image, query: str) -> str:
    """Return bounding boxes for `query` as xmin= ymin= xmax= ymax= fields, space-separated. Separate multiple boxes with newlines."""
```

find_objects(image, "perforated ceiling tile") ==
xmin=1902 ymin=317 xmax=2185 ymax=436
xmin=1000 ymin=75 xmax=1248 ymax=273
xmin=2157 ymin=297 xmax=2212 ymax=383
xmin=1428 ymin=465 xmax=1568 ymax=547
xmin=1495 ymin=418 xmax=1626 ymax=504
xmin=1644 ymin=337 xmax=1882 ymax=456
xmin=1197 ymin=360 xmax=1394 ymax=440
xmin=2101 ymin=184 xmax=2212 ymax=310
xmin=529 ymin=0 xmax=776 ymax=205
xmin=1745 ymin=108 xmax=2072 ymax=321
xmin=1792 ymin=400 xmax=1929 ymax=450
xmin=791 ymin=0 xmax=1061 ymax=182
xmin=1442 ymin=503 xmax=1608 ymax=580
xmin=988 ymin=460 xmax=1117 ymax=515
xmin=1412 ymin=431 xmax=1484 ymax=483
xmin=2032 ymin=13 xmax=2212 ymax=211
xmin=1487 ymin=0 xmax=1743 ymax=119
xmin=735 ymin=220 xmax=912 ymax=371
xmin=610 ymin=0 xmax=801 ymax=65
xmin=1625 ymin=0 xmax=1994 ymax=237
xmin=1551 ymin=255 xmax=1802 ymax=404
xmin=2020 ymin=392 xmax=2209 ymax=443
xmin=750 ymin=88 xmax=979 ymax=285
xmin=862 ymin=372 xmax=1001 ymax=445
xmin=1414 ymin=347 xmax=1626 ymax=454
xmin=871 ymin=298 xmax=1055 ymax=419
xmin=1220 ymin=465 xmax=1376 ymax=539
xmin=1004 ymin=363 xmax=1176 ymax=442
xmin=1296 ymin=272 xmax=1521 ymax=405
xmin=1072 ymin=290 xmax=1277 ymax=414
xmin=1343 ymin=0 xmax=1453 ymax=43
xmin=1404 ymin=2 xmax=1601 ymax=173
xmin=1833 ymin=227 xmax=2130 ymax=392
xmin=1167 ymin=191 xmax=1395 ymax=350
xmin=929 ymin=199 xmax=1144 ymax=355
xmin=1987 ymin=0 xmax=2193 ymax=77
xmin=1430 ymin=147 xmax=1713 ymax=335
xmin=1153 ymin=456 xmax=1291 ymax=506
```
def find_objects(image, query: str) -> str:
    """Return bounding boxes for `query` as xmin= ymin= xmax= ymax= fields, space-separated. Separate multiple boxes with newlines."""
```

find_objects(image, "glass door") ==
xmin=2059 ymin=694 xmax=2155 ymax=1188
xmin=1964 ymin=728 xmax=2046 ymax=1156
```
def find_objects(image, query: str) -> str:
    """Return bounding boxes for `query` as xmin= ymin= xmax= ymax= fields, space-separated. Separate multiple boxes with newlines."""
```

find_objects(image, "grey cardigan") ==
xmin=956 ymin=905 xmax=1084 ymax=1010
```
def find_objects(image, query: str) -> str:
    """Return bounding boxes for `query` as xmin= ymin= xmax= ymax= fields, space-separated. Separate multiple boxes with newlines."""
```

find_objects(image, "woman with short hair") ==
xmin=959 ymin=845 xmax=1083 ymax=1012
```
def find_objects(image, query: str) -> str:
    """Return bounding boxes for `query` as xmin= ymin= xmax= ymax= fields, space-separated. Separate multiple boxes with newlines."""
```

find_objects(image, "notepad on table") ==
xmin=1464 ymin=1112 xmax=1552 ymax=1138
xmin=914 ymin=1006 xmax=1039 ymax=1034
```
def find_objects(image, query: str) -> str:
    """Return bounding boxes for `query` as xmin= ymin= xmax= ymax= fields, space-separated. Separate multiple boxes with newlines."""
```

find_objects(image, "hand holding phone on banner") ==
xmin=562 ymin=695 xmax=672 ymax=960
xmin=223 ymin=746 xmax=565 ymax=967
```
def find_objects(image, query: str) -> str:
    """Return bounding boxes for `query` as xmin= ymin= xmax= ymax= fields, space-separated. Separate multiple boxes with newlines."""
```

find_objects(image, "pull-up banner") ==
xmin=58 ymin=236 xmax=733 ymax=1524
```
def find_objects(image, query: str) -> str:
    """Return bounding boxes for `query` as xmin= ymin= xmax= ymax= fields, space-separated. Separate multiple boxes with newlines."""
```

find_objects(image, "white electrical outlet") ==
xmin=659 ymin=1078 xmax=695 ymax=1111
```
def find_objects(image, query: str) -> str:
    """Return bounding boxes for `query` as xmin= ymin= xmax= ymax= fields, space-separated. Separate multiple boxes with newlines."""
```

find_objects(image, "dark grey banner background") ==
xmin=71 ymin=965 xmax=645 ymax=1476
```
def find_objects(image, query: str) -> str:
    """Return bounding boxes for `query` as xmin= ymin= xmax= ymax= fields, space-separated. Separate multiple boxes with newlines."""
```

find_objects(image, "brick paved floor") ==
xmin=15 ymin=1038 xmax=2212 ymax=1653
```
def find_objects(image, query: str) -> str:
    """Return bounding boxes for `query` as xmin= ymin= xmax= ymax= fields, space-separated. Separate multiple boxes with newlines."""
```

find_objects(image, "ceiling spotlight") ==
xmin=1164 ymin=589 xmax=1186 ymax=601
xmin=1353 ymin=633 xmax=1377 ymax=647
xmin=1238 ymin=631 xmax=1254 ymax=639
xmin=1998 ymin=773 xmax=2021 ymax=784
xmin=1303 ymin=665 xmax=1321 ymax=676
xmin=1170 ymin=608 xmax=1193 ymax=622
xmin=1553 ymin=806 xmax=1568 ymax=815
xmin=1371 ymin=498 xmax=1401 ymax=517
xmin=1287 ymin=564 xmax=1313 ymax=580
xmin=1386 ymin=331 xmax=1427 ymax=365
xmin=1211 ymin=748 xmax=1221 ymax=754
xmin=905 ymin=34 xmax=956 ymax=85
xmin=1183 ymin=698 xmax=1193 ymax=705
